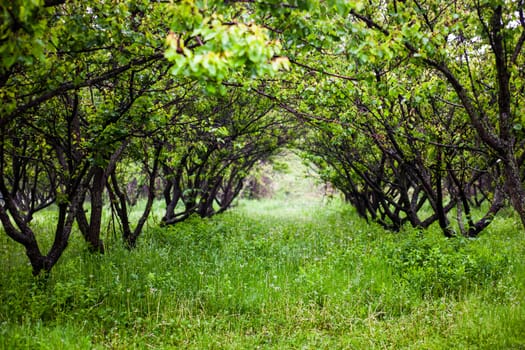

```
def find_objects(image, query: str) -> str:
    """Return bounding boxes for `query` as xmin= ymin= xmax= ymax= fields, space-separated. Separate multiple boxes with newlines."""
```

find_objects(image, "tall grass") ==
xmin=1 ymin=198 xmax=524 ymax=349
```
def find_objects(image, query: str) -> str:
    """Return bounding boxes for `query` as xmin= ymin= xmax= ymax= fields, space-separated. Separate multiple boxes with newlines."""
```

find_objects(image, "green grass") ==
xmin=1 ymin=198 xmax=524 ymax=349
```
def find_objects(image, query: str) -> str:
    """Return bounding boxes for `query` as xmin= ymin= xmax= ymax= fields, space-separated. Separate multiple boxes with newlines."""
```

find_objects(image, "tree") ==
xmin=0 ymin=0 xmax=172 ymax=273
xmin=3 ymin=0 xmax=523 ymax=275
xmin=0 ymin=0 xmax=296 ymax=274
xmin=343 ymin=0 xmax=525 ymax=228
xmin=239 ymin=0 xmax=524 ymax=232
xmin=160 ymin=89 xmax=295 ymax=224
xmin=304 ymin=73 xmax=505 ymax=236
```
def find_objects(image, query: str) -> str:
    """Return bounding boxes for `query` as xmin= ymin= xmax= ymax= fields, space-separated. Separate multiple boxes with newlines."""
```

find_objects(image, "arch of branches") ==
xmin=1 ymin=0 xmax=524 ymax=275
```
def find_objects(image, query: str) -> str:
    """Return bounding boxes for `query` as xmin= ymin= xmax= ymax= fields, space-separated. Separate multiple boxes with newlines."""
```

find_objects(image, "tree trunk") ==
xmin=503 ymin=152 xmax=525 ymax=229
xmin=110 ymin=144 xmax=161 ymax=248
xmin=0 ymin=181 xmax=85 ymax=275
xmin=86 ymin=166 xmax=105 ymax=253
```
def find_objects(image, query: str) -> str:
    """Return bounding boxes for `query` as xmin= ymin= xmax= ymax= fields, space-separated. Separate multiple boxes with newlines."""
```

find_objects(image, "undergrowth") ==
xmin=0 ymin=199 xmax=524 ymax=349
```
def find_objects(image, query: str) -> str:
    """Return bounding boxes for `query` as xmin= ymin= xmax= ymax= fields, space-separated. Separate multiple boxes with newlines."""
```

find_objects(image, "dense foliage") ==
xmin=1 ymin=0 xmax=524 ymax=276
xmin=0 ymin=0 xmax=295 ymax=274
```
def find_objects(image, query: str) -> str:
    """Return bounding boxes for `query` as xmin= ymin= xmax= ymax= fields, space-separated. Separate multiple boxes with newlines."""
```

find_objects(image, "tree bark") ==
xmin=503 ymin=152 xmax=525 ymax=229
xmin=86 ymin=166 xmax=105 ymax=253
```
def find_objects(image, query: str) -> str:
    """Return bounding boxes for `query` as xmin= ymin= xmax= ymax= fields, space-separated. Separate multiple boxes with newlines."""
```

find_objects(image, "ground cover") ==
xmin=1 ymin=196 xmax=524 ymax=349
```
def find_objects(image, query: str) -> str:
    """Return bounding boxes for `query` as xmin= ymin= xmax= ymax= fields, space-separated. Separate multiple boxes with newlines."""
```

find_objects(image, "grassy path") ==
xmin=1 ymin=199 xmax=525 ymax=349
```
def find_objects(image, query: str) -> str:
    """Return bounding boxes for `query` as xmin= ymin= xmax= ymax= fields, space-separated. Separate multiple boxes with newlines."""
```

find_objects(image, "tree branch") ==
xmin=2 ymin=52 xmax=164 ymax=128
xmin=44 ymin=0 xmax=66 ymax=7
xmin=289 ymin=59 xmax=360 ymax=81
